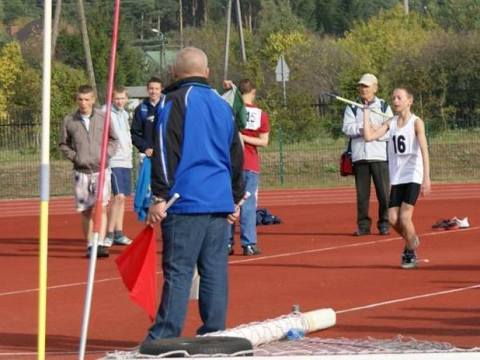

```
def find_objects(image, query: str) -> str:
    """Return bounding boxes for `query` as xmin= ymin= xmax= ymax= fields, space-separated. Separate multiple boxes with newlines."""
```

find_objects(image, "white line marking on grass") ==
xmin=0 ymin=226 xmax=478 ymax=297
xmin=337 ymin=283 xmax=480 ymax=315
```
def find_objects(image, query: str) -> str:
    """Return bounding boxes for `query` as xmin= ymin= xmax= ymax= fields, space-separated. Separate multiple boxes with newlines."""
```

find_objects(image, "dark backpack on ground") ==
xmin=256 ymin=208 xmax=282 ymax=225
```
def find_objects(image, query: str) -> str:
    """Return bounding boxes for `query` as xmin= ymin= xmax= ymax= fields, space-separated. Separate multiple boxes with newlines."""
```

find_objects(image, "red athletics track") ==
xmin=0 ymin=183 xmax=479 ymax=359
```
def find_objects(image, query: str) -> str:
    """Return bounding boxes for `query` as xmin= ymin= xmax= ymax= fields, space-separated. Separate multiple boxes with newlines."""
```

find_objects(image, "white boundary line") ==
xmin=337 ymin=283 xmax=480 ymax=314
xmin=1 ymin=226 xmax=478 ymax=298
xmin=1 ymin=227 xmax=480 ymax=359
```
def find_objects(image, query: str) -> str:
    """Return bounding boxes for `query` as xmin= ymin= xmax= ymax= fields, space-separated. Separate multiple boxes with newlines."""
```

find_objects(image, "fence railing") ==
xmin=0 ymin=117 xmax=479 ymax=199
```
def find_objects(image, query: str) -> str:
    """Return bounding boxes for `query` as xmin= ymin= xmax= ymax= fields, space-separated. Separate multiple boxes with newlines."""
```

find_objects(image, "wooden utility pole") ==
xmin=404 ymin=0 xmax=409 ymax=15
xmin=76 ymin=0 xmax=97 ymax=95
xmin=235 ymin=0 xmax=246 ymax=63
xmin=179 ymin=0 xmax=184 ymax=48
xmin=223 ymin=0 xmax=232 ymax=80
xmin=51 ymin=0 xmax=62 ymax=55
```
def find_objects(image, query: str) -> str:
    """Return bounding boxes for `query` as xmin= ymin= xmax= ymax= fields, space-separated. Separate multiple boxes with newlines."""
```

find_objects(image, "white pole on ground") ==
xmin=38 ymin=1 xmax=53 ymax=359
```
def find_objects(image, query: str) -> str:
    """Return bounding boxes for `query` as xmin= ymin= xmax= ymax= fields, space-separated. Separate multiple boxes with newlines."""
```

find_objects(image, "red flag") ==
xmin=115 ymin=226 xmax=158 ymax=321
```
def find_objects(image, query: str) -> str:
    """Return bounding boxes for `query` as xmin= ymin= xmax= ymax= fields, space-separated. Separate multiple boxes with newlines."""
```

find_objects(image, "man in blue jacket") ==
xmin=143 ymin=47 xmax=244 ymax=341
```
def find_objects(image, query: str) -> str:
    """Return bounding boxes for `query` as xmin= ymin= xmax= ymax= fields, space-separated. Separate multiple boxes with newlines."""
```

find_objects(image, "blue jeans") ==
xmin=146 ymin=213 xmax=229 ymax=340
xmin=230 ymin=170 xmax=258 ymax=247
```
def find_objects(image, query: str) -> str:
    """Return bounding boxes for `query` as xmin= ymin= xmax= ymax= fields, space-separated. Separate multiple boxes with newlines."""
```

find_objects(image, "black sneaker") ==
xmin=86 ymin=245 xmax=110 ymax=259
xmin=243 ymin=245 xmax=261 ymax=256
xmin=401 ymin=248 xmax=417 ymax=269
xmin=378 ymin=226 xmax=390 ymax=235
xmin=353 ymin=229 xmax=371 ymax=236
xmin=228 ymin=244 xmax=234 ymax=256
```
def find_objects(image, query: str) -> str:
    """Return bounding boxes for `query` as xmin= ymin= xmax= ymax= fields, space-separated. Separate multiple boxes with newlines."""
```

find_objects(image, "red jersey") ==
xmin=241 ymin=104 xmax=270 ymax=173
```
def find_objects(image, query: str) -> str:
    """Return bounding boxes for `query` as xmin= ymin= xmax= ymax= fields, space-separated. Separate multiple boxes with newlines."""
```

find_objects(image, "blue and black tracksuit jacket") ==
xmin=151 ymin=77 xmax=245 ymax=214
xmin=131 ymin=98 xmax=160 ymax=153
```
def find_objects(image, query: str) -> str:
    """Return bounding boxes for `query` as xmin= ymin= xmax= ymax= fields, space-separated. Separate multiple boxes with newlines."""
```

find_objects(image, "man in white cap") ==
xmin=342 ymin=73 xmax=393 ymax=236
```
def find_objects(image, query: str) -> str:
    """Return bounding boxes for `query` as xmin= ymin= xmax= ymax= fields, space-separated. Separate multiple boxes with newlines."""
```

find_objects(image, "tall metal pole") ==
xmin=76 ymin=0 xmax=97 ymax=95
xmin=404 ymin=0 xmax=409 ymax=15
xmin=38 ymin=1 xmax=52 ymax=359
xmin=223 ymin=0 xmax=232 ymax=80
xmin=235 ymin=0 xmax=246 ymax=63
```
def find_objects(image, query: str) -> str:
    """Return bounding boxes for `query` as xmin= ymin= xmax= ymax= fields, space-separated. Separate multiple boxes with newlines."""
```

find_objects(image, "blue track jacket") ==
xmin=151 ymin=77 xmax=244 ymax=214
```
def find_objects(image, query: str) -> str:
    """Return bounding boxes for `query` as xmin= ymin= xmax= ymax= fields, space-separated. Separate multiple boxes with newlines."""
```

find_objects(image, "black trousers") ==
xmin=353 ymin=160 xmax=390 ymax=232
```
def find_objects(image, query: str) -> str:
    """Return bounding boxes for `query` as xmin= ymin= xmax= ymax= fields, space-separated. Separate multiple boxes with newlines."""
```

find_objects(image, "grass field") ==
xmin=0 ymin=129 xmax=479 ymax=199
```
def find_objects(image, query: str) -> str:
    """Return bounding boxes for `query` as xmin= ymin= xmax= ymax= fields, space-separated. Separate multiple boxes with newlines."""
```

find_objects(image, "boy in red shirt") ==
xmin=229 ymin=79 xmax=270 ymax=255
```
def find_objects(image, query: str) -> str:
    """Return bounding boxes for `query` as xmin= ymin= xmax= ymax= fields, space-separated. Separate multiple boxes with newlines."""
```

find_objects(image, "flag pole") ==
xmin=38 ymin=1 xmax=53 ymax=359
xmin=78 ymin=0 xmax=121 ymax=358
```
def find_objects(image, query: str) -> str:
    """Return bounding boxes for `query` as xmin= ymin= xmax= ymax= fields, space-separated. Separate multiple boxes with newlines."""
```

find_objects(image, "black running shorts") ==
xmin=389 ymin=182 xmax=421 ymax=208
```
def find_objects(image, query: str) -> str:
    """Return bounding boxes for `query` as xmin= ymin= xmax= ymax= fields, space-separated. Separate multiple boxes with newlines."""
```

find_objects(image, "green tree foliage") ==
xmin=314 ymin=0 xmax=398 ymax=35
xmin=385 ymin=30 xmax=480 ymax=132
xmin=338 ymin=5 xmax=436 ymax=99
xmin=0 ymin=41 xmax=23 ymax=116
xmin=56 ymin=1 xmax=149 ymax=97
xmin=419 ymin=0 xmax=480 ymax=32
xmin=0 ymin=0 xmax=41 ymax=23
xmin=257 ymin=0 xmax=304 ymax=36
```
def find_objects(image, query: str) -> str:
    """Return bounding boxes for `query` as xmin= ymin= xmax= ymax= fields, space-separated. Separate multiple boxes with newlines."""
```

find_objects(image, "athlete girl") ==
xmin=363 ymin=87 xmax=431 ymax=268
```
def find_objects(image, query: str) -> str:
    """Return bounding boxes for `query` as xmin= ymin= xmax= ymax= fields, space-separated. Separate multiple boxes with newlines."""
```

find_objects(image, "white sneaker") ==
xmin=454 ymin=217 xmax=470 ymax=228
xmin=114 ymin=235 xmax=132 ymax=246
xmin=102 ymin=235 xmax=114 ymax=247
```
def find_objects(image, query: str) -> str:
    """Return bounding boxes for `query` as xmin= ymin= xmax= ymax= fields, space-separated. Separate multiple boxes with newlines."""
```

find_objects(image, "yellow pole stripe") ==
xmin=37 ymin=200 xmax=49 ymax=360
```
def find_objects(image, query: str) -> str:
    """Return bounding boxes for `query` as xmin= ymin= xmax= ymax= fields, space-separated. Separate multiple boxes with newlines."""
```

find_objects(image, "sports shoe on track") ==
xmin=378 ymin=225 xmax=390 ymax=235
xmin=103 ymin=235 xmax=114 ymax=247
xmin=243 ymin=245 xmax=261 ymax=256
xmin=353 ymin=229 xmax=371 ymax=236
xmin=453 ymin=217 xmax=470 ymax=229
xmin=432 ymin=218 xmax=456 ymax=230
xmin=86 ymin=245 xmax=109 ymax=258
xmin=114 ymin=235 xmax=132 ymax=245
xmin=401 ymin=248 xmax=417 ymax=269
xmin=228 ymin=244 xmax=234 ymax=256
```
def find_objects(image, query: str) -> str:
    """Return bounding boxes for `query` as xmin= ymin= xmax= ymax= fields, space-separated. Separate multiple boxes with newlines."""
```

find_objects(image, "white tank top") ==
xmin=388 ymin=114 xmax=423 ymax=185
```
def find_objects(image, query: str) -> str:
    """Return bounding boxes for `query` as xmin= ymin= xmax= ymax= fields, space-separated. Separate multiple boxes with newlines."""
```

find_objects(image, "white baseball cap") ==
xmin=358 ymin=73 xmax=378 ymax=86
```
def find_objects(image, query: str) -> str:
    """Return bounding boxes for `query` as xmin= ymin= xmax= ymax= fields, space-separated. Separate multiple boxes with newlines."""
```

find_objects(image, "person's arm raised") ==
xmin=363 ymin=107 xmax=390 ymax=142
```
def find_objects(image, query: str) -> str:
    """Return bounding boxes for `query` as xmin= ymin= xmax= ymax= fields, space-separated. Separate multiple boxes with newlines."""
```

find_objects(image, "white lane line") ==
xmin=337 ymin=283 xmax=480 ymax=315
xmin=0 ymin=226 xmax=478 ymax=297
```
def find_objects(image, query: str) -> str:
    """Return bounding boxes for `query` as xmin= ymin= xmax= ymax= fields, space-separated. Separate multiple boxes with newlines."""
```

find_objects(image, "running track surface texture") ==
xmin=0 ymin=184 xmax=479 ymax=359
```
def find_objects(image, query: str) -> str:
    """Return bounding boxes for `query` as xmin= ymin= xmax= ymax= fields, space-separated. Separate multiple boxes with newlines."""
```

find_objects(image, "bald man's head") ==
xmin=172 ymin=47 xmax=209 ymax=79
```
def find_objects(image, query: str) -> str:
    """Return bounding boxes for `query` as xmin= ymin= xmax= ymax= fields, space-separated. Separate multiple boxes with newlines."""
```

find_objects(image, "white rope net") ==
xmin=104 ymin=336 xmax=479 ymax=359
xmin=102 ymin=307 xmax=478 ymax=359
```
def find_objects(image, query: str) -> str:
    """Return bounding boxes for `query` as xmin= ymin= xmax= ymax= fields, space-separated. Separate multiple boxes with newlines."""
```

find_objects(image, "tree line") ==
xmin=0 ymin=0 xmax=480 ymax=146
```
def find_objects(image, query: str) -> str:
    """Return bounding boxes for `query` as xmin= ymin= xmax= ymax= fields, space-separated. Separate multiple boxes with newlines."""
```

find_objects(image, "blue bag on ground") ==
xmin=256 ymin=208 xmax=282 ymax=225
